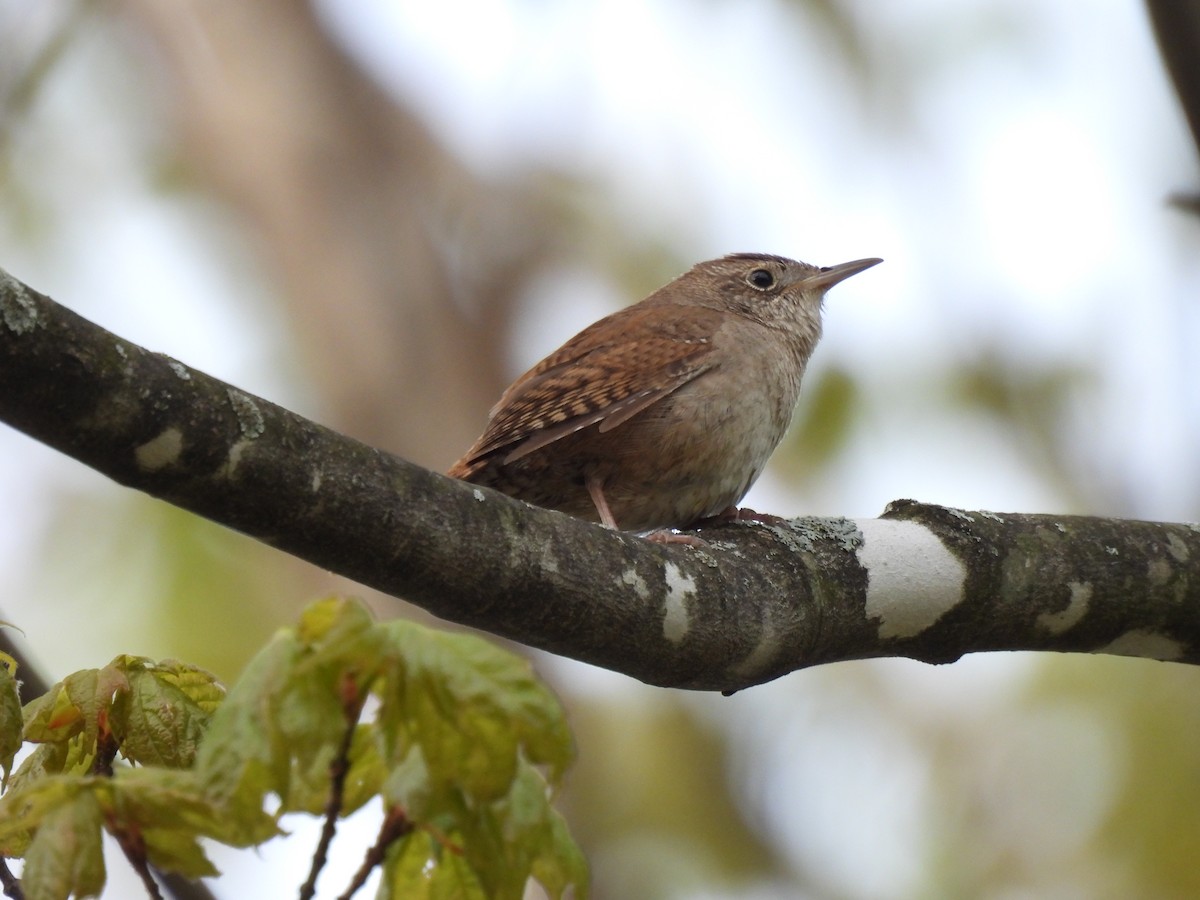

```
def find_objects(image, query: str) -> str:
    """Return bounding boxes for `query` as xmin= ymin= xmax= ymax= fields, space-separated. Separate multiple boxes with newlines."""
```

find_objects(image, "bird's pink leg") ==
xmin=585 ymin=474 xmax=619 ymax=530
xmin=585 ymin=475 xmax=709 ymax=546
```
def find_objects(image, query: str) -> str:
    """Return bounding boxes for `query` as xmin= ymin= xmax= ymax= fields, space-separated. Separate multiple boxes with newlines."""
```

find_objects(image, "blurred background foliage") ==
xmin=1 ymin=0 xmax=1199 ymax=897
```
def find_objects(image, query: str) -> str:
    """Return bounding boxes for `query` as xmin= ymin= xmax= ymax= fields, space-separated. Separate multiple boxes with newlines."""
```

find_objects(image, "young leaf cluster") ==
xmin=0 ymin=597 xmax=586 ymax=899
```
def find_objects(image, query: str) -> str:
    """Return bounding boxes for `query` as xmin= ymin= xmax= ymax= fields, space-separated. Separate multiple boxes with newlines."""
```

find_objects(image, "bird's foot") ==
xmin=642 ymin=507 xmax=789 ymax=545
xmin=701 ymin=506 xmax=789 ymax=528
xmin=643 ymin=530 xmax=710 ymax=547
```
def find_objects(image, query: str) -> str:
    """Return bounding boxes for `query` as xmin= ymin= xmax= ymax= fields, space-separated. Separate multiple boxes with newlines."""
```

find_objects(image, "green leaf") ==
xmin=109 ymin=767 xmax=274 ymax=866
xmin=6 ymin=736 xmax=93 ymax=801
xmin=110 ymin=662 xmax=213 ymax=768
xmin=194 ymin=601 xmax=380 ymax=818
xmin=0 ymin=662 xmax=23 ymax=787
xmin=377 ymin=622 xmax=574 ymax=798
xmin=20 ymin=784 xmax=106 ymax=900
xmin=22 ymin=682 xmax=84 ymax=744
xmin=21 ymin=665 xmax=128 ymax=755
xmin=456 ymin=765 xmax=589 ymax=900
xmin=195 ymin=599 xmax=378 ymax=824
xmin=194 ymin=632 xmax=299 ymax=830
xmin=281 ymin=597 xmax=386 ymax=806
xmin=286 ymin=724 xmax=385 ymax=817
xmin=526 ymin=788 xmax=589 ymax=898
xmin=273 ymin=652 xmax=352 ymax=778
xmin=432 ymin=836 xmax=490 ymax=900
xmin=381 ymin=829 xmax=487 ymax=900
xmin=381 ymin=746 xmax=434 ymax=820
xmin=139 ymin=825 xmax=220 ymax=879
xmin=65 ymin=663 xmax=129 ymax=750
xmin=382 ymin=828 xmax=439 ymax=899
xmin=340 ymin=725 xmax=387 ymax=816
xmin=5 ymin=596 xmax=585 ymax=899
xmin=147 ymin=660 xmax=225 ymax=715
xmin=0 ymin=778 xmax=109 ymax=894
xmin=378 ymin=754 xmax=588 ymax=899
xmin=297 ymin=594 xmax=376 ymax=647
xmin=291 ymin=595 xmax=384 ymax=694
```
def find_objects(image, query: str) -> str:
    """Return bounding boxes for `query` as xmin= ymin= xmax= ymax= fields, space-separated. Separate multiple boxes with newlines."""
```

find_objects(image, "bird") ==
xmin=448 ymin=252 xmax=881 ymax=536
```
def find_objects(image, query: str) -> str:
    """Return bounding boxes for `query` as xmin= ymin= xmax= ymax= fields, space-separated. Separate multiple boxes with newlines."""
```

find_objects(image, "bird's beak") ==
xmin=805 ymin=257 xmax=883 ymax=291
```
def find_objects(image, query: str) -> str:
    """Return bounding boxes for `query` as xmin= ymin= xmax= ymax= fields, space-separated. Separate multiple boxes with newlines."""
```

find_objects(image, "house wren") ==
xmin=449 ymin=253 xmax=881 ymax=534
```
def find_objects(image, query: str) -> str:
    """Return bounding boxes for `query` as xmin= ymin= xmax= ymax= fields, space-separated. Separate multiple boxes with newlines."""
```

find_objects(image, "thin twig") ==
xmin=298 ymin=677 xmax=366 ymax=900
xmin=1169 ymin=191 xmax=1200 ymax=216
xmin=100 ymin=730 xmax=162 ymax=898
xmin=337 ymin=807 xmax=414 ymax=900
xmin=109 ymin=820 xmax=164 ymax=900
xmin=156 ymin=873 xmax=218 ymax=900
xmin=91 ymin=728 xmax=118 ymax=777
xmin=0 ymin=858 xmax=23 ymax=900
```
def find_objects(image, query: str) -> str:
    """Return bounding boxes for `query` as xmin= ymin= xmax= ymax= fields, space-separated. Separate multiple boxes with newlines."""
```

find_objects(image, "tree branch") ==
xmin=2 ymin=268 xmax=1199 ymax=693
xmin=1144 ymin=0 xmax=1200 ymax=213
xmin=1146 ymin=0 xmax=1200 ymax=163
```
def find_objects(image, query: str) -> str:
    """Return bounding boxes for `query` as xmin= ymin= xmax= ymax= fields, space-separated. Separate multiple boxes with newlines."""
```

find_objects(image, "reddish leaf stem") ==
xmin=337 ymin=806 xmax=413 ymax=900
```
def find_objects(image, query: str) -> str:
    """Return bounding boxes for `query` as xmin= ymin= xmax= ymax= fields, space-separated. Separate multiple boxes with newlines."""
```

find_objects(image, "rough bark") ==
xmin=4 ymin=269 xmax=1199 ymax=692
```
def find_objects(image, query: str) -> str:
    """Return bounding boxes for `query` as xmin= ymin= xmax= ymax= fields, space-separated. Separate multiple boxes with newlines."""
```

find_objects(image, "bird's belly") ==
xmin=475 ymin=364 xmax=804 ymax=533
xmin=596 ymin=373 xmax=798 ymax=530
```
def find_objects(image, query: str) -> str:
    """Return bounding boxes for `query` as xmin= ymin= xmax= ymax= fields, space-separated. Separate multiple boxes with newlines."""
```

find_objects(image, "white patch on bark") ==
xmin=1038 ymin=581 xmax=1091 ymax=634
xmin=224 ymin=438 xmax=254 ymax=477
xmin=733 ymin=623 xmax=782 ymax=680
xmin=134 ymin=427 xmax=183 ymax=471
xmin=621 ymin=568 xmax=651 ymax=600
xmin=1166 ymin=533 xmax=1190 ymax=562
xmin=1099 ymin=629 xmax=1184 ymax=661
xmin=1147 ymin=557 xmax=1172 ymax=587
xmin=0 ymin=269 xmax=37 ymax=334
xmin=472 ymin=489 xmax=486 ymax=502
xmin=166 ymin=359 xmax=192 ymax=381
xmin=226 ymin=388 xmax=265 ymax=438
xmin=662 ymin=562 xmax=696 ymax=644
xmin=855 ymin=518 xmax=967 ymax=639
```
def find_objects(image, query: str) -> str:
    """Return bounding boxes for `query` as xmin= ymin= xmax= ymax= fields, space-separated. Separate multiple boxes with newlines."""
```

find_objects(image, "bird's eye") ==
xmin=747 ymin=269 xmax=775 ymax=290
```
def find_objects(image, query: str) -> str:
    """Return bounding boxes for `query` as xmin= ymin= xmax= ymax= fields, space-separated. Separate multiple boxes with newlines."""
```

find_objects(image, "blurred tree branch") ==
xmin=3 ymin=269 xmax=1199 ymax=694
xmin=1146 ymin=0 xmax=1200 ymax=155
xmin=1145 ymin=0 xmax=1200 ymax=213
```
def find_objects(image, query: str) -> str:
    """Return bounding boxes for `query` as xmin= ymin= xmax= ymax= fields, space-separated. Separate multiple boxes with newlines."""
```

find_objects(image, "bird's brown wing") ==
xmin=456 ymin=305 xmax=723 ymax=469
